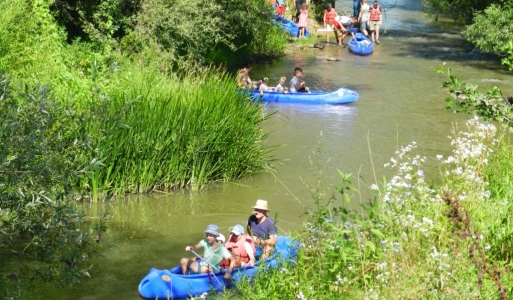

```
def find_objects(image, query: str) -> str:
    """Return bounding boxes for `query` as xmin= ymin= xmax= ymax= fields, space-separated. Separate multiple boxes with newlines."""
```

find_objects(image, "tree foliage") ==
xmin=421 ymin=0 xmax=506 ymax=23
xmin=462 ymin=3 xmax=513 ymax=69
xmin=437 ymin=64 xmax=513 ymax=128
xmin=123 ymin=0 xmax=285 ymax=67
xmin=0 ymin=73 xmax=107 ymax=297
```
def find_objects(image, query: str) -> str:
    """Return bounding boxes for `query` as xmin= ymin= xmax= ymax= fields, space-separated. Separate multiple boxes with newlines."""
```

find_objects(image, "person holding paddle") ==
xmin=180 ymin=224 xmax=236 ymax=279
xmin=247 ymin=200 xmax=277 ymax=260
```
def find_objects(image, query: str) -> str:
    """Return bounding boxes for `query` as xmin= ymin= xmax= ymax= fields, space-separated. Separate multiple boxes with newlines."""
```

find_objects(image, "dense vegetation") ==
xmin=222 ymin=117 xmax=513 ymax=299
xmin=422 ymin=0 xmax=513 ymax=69
xmin=1 ymin=0 xmax=286 ymax=297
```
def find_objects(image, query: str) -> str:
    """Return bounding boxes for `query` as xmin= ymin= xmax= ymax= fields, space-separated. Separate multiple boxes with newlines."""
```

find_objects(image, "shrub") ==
xmin=0 ymin=73 xmax=107 ymax=297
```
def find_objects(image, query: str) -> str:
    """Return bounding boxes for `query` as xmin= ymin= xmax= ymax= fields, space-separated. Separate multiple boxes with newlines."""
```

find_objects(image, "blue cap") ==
xmin=204 ymin=224 xmax=220 ymax=237
xmin=231 ymin=224 xmax=245 ymax=236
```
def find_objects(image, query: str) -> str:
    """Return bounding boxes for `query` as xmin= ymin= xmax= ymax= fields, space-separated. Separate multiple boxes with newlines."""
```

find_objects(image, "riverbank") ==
xmin=220 ymin=118 xmax=513 ymax=299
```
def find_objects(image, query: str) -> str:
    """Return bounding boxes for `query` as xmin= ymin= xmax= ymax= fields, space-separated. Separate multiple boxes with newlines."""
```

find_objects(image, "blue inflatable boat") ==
xmin=249 ymin=87 xmax=359 ymax=105
xmin=273 ymin=15 xmax=310 ymax=38
xmin=348 ymin=32 xmax=374 ymax=56
xmin=138 ymin=236 xmax=298 ymax=299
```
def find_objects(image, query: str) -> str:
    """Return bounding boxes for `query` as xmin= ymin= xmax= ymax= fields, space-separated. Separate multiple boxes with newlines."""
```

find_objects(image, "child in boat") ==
xmin=275 ymin=77 xmax=288 ymax=93
xmin=289 ymin=67 xmax=310 ymax=93
xmin=237 ymin=64 xmax=253 ymax=89
xmin=298 ymin=3 xmax=308 ymax=38
xmin=224 ymin=224 xmax=256 ymax=267
xmin=259 ymin=77 xmax=274 ymax=96
xmin=180 ymin=224 xmax=236 ymax=279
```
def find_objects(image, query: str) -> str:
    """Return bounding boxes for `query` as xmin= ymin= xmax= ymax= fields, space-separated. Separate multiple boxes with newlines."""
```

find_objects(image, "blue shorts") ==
xmin=189 ymin=261 xmax=208 ymax=274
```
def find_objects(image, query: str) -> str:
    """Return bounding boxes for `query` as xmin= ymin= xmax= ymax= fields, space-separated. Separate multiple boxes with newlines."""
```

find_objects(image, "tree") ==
xmin=421 ymin=0 xmax=505 ymax=23
xmin=0 ymin=73 xmax=107 ymax=298
xmin=462 ymin=3 xmax=513 ymax=69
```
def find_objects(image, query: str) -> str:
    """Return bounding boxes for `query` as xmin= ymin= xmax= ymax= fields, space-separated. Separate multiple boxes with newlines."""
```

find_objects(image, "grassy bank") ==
xmin=221 ymin=117 xmax=513 ymax=299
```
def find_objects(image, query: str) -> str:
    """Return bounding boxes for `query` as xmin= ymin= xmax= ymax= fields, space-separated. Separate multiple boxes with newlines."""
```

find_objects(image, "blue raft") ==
xmin=138 ymin=236 xmax=298 ymax=299
xmin=348 ymin=32 xmax=374 ymax=56
xmin=273 ymin=15 xmax=310 ymax=38
xmin=249 ymin=87 xmax=359 ymax=105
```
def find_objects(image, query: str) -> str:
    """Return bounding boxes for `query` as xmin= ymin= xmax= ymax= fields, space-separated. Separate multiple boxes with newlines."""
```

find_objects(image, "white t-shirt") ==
xmin=259 ymin=83 xmax=269 ymax=93
xmin=360 ymin=4 xmax=370 ymax=22
xmin=336 ymin=15 xmax=351 ymax=26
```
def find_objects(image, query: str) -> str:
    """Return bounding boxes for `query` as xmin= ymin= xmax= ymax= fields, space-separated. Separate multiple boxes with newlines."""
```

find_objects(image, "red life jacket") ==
xmin=224 ymin=235 xmax=256 ymax=263
xmin=370 ymin=5 xmax=381 ymax=21
xmin=324 ymin=9 xmax=337 ymax=25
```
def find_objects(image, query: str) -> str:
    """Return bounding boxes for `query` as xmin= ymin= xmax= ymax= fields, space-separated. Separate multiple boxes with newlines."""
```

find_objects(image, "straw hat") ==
xmin=252 ymin=199 xmax=270 ymax=211
xmin=204 ymin=224 xmax=220 ymax=237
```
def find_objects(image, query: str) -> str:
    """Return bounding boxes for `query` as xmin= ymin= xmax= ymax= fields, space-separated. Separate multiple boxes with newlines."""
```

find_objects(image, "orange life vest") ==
xmin=369 ymin=5 xmax=381 ymax=21
xmin=324 ymin=9 xmax=337 ymax=25
xmin=224 ymin=235 xmax=256 ymax=263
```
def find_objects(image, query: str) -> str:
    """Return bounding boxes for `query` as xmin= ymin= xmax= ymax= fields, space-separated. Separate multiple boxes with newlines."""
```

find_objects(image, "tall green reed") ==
xmin=85 ymin=67 xmax=272 ymax=196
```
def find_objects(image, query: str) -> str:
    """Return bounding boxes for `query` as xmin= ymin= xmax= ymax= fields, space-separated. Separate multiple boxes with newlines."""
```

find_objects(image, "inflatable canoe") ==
xmin=348 ymin=32 xmax=374 ymax=56
xmin=138 ymin=236 xmax=298 ymax=299
xmin=273 ymin=15 xmax=310 ymax=38
xmin=249 ymin=87 xmax=359 ymax=105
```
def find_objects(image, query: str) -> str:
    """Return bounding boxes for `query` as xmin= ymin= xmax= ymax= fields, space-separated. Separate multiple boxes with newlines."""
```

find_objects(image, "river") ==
xmin=33 ymin=0 xmax=512 ymax=298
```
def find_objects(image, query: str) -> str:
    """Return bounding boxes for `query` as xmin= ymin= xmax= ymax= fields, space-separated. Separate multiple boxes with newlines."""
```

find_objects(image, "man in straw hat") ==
xmin=180 ymin=224 xmax=236 ymax=279
xmin=246 ymin=199 xmax=277 ymax=259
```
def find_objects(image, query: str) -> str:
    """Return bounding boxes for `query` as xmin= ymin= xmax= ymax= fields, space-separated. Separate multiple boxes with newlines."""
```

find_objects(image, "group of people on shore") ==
xmin=179 ymin=200 xmax=278 ymax=279
xmin=292 ymin=1 xmax=382 ymax=46
xmin=238 ymin=66 xmax=310 ymax=95
xmin=324 ymin=1 xmax=382 ymax=46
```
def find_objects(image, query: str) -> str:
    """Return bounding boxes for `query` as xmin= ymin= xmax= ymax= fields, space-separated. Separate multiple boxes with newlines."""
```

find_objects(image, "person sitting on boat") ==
xmin=259 ymin=77 xmax=274 ymax=96
xmin=247 ymin=199 xmax=277 ymax=260
xmin=224 ymin=224 xmax=256 ymax=267
xmin=275 ymin=76 xmax=288 ymax=94
xmin=238 ymin=63 xmax=254 ymax=90
xmin=180 ymin=224 xmax=236 ymax=279
xmin=289 ymin=67 xmax=310 ymax=93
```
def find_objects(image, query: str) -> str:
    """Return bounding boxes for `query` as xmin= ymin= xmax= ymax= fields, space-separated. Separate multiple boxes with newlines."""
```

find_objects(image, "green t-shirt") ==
xmin=199 ymin=239 xmax=231 ymax=268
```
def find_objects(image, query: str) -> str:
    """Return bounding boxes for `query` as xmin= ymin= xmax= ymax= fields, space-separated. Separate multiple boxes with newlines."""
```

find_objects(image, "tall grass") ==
xmin=84 ymin=66 xmax=273 ymax=195
xmin=221 ymin=117 xmax=513 ymax=299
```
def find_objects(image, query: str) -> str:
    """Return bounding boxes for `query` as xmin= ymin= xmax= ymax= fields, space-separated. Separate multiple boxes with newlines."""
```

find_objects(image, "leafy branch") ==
xmin=436 ymin=63 xmax=513 ymax=129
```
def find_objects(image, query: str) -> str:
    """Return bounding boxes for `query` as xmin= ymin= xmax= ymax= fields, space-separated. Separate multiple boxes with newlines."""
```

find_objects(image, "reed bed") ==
xmin=85 ymin=68 xmax=272 ymax=196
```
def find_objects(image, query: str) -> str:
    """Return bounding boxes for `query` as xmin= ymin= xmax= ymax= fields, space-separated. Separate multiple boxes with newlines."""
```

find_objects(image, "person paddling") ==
xmin=180 ymin=224 xmax=236 ymax=279
xmin=246 ymin=200 xmax=277 ymax=260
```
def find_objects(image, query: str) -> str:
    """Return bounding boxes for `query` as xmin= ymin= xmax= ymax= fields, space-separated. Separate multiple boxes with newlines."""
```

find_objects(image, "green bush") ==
xmin=462 ymin=3 xmax=513 ymax=54
xmin=0 ymin=73 xmax=107 ymax=297
xmin=224 ymin=117 xmax=513 ymax=299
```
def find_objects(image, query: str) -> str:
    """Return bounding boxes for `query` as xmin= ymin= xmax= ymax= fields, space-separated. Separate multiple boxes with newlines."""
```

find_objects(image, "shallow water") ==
xmin=31 ymin=0 xmax=512 ymax=298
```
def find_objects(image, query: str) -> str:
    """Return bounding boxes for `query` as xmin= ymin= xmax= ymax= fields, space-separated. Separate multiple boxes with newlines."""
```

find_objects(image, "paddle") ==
xmin=188 ymin=249 xmax=226 ymax=286
xmin=189 ymin=249 xmax=221 ymax=272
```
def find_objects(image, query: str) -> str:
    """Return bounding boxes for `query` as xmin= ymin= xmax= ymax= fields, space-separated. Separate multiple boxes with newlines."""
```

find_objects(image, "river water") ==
xmin=33 ymin=0 xmax=512 ymax=298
